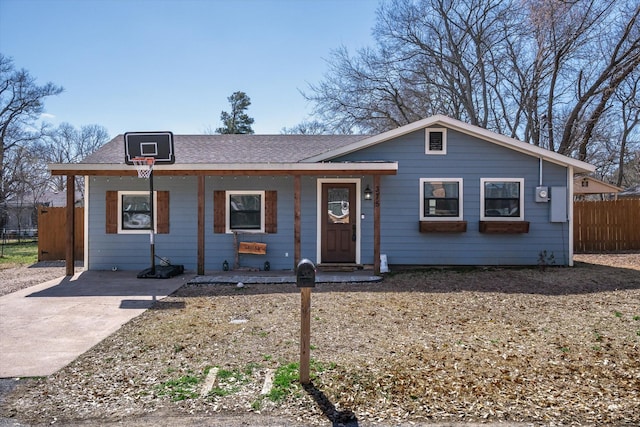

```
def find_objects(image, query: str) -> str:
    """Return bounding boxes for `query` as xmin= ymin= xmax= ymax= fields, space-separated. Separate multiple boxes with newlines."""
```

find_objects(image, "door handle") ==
xmin=352 ymin=224 xmax=356 ymax=241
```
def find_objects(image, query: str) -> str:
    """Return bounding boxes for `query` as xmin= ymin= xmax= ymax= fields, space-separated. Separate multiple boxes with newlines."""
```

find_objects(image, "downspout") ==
xmin=539 ymin=157 xmax=543 ymax=186
xmin=568 ymin=166 xmax=574 ymax=266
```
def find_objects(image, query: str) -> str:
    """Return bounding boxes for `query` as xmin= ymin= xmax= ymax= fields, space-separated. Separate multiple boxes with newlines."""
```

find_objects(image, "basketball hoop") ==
xmin=132 ymin=157 xmax=155 ymax=179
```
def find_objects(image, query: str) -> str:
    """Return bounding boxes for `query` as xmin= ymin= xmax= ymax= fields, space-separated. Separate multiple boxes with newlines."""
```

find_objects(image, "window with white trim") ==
xmin=425 ymin=128 xmax=447 ymax=154
xmin=118 ymin=191 xmax=157 ymax=233
xmin=480 ymin=178 xmax=524 ymax=220
xmin=226 ymin=191 xmax=265 ymax=233
xmin=420 ymin=178 xmax=463 ymax=220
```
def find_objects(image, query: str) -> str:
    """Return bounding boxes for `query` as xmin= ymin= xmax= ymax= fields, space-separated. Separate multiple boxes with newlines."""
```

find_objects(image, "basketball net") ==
xmin=132 ymin=157 xmax=155 ymax=179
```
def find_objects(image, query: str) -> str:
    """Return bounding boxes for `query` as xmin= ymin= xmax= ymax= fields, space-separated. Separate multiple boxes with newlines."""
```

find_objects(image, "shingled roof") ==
xmin=82 ymin=134 xmax=369 ymax=164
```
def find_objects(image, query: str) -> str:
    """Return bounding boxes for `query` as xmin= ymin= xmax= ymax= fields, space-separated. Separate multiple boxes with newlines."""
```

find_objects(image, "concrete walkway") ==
xmin=0 ymin=269 xmax=381 ymax=378
xmin=0 ymin=271 xmax=189 ymax=378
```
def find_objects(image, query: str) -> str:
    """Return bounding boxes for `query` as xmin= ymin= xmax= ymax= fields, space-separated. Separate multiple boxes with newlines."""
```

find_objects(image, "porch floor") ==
xmin=189 ymin=269 xmax=382 ymax=285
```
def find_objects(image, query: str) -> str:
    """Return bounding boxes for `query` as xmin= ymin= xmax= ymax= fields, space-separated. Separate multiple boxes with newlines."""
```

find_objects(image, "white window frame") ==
xmin=117 ymin=191 xmax=157 ymax=234
xmin=226 ymin=190 xmax=265 ymax=233
xmin=425 ymin=127 xmax=447 ymax=155
xmin=420 ymin=178 xmax=463 ymax=221
xmin=480 ymin=178 xmax=525 ymax=221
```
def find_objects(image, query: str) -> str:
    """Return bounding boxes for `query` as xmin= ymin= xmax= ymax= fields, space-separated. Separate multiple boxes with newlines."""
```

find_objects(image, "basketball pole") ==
xmin=125 ymin=132 xmax=183 ymax=279
xmin=149 ymin=166 xmax=156 ymax=276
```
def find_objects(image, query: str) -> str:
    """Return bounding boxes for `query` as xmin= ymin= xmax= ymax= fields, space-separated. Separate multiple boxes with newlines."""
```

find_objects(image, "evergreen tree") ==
xmin=215 ymin=91 xmax=255 ymax=134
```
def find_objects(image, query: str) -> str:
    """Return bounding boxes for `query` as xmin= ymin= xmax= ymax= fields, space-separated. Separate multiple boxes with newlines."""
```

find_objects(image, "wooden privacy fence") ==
xmin=38 ymin=207 xmax=84 ymax=261
xmin=574 ymin=199 xmax=640 ymax=253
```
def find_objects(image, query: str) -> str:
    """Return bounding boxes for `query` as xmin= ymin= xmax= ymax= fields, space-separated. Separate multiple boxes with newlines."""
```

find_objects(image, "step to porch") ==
xmin=316 ymin=263 xmax=366 ymax=272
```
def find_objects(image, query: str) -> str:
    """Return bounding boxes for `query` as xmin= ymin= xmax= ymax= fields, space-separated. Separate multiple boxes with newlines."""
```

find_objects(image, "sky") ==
xmin=0 ymin=0 xmax=380 ymax=138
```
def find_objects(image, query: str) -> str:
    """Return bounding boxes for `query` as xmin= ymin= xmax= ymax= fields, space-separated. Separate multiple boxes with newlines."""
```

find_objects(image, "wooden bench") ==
xmin=233 ymin=232 xmax=267 ymax=269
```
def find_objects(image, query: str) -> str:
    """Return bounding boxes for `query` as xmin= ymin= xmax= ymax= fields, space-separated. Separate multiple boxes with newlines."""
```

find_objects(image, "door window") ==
xmin=327 ymin=188 xmax=350 ymax=224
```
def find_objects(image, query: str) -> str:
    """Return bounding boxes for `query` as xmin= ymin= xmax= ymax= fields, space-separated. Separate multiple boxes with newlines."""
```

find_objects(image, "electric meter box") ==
xmin=535 ymin=186 xmax=549 ymax=202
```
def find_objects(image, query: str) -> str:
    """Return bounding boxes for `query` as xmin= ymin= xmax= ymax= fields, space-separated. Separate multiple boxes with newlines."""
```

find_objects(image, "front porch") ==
xmin=188 ymin=269 xmax=382 ymax=285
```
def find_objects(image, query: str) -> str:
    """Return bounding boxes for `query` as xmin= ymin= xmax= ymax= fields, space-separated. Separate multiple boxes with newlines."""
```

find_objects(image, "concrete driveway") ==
xmin=0 ymin=270 xmax=189 ymax=378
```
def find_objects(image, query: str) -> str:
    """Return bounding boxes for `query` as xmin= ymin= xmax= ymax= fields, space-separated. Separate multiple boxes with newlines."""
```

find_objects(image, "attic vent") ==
xmin=425 ymin=128 xmax=447 ymax=155
xmin=429 ymin=132 xmax=443 ymax=150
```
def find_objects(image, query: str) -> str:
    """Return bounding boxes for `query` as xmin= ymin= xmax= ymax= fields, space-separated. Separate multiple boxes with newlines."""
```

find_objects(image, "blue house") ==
xmin=49 ymin=115 xmax=595 ymax=275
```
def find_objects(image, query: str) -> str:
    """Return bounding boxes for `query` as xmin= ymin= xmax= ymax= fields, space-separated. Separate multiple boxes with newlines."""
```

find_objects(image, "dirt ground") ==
xmin=1 ymin=254 xmax=639 ymax=426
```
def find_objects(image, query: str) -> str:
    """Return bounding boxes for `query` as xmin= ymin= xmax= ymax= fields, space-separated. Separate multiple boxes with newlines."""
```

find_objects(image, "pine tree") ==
xmin=215 ymin=91 xmax=255 ymax=134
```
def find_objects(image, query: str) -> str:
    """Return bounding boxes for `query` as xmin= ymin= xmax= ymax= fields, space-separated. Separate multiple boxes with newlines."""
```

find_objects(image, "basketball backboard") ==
xmin=124 ymin=131 xmax=175 ymax=164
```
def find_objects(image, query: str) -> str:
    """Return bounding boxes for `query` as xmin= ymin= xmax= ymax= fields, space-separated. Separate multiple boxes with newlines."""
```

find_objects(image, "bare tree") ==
xmin=306 ymin=0 xmax=519 ymax=133
xmin=0 ymin=54 xmax=63 ymax=204
xmin=555 ymin=1 xmax=640 ymax=159
xmin=281 ymin=120 xmax=334 ymax=135
xmin=305 ymin=0 xmax=640 ymax=175
xmin=613 ymin=70 xmax=640 ymax=186
xmin=0 ymin=145 xmax=49 ymax=235
xmin=42 ymin=122 xmax=109 ymax=193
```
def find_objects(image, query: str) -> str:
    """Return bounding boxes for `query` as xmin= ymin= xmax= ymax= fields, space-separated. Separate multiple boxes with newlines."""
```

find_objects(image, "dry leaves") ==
xmin=2 ymin=255 xmax=639 ymax=425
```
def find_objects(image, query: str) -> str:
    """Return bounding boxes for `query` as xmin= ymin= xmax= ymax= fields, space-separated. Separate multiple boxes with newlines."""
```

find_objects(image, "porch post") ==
xmin=294 ymin=175 xmax=301 ymax=268
xmin=65 ymin=175 xmax=75 ymax=276
xmin=373 ymin=174 xmax=381 ymax=274
xmin=197 ymin=175 xmax=205 ymax=275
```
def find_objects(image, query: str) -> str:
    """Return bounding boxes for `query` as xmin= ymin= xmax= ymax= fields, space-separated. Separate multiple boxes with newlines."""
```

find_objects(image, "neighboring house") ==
xmin=1 ymin=196 xmax=38 ymax=236
xmin=49 ymin=115 xmax=595 ymax=273
xmin=1 ymin=190 xmax=83 ymax=238
xmin=618 ymin=184 xmax=640 ymax=199
xmin=573 ymin=176 xmax=623 ymax=200
xmin=40 ymin=190 xmax=84 ymax=207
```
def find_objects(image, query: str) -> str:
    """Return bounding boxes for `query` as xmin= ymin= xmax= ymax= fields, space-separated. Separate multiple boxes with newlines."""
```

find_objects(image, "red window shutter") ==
xmin=265 ymin=190 xmax=277 ymax=233
xmin=106 ymin=191 xmax=118 ymax=234
xmin=213 ymin=190 xmax=225 ymax=233
xmin=157 ymin=191 xmax=170 ymax=234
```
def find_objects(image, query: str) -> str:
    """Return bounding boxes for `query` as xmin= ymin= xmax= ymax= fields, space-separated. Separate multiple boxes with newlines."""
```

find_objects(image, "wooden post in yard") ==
xmin=300 ymin=287 xmax=311 ymax=384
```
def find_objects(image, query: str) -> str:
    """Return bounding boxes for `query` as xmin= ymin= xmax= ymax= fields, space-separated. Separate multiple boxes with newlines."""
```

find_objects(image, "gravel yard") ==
xmin=0 ymin=261 xmax=82 ymax=297
xmin=1 ymin=255 xmax=639 ymax=426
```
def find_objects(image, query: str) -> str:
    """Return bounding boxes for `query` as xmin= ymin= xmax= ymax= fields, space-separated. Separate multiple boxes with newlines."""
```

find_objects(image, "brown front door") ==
xmin=321 ymin=183 xmax=356 ymax=263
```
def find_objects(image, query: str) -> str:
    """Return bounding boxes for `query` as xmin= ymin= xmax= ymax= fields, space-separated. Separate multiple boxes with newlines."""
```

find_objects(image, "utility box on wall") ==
xmin=535 ymin=186 xmax=549 ymax=202
xmin=550 ymin=187 xmax=567 ymax=222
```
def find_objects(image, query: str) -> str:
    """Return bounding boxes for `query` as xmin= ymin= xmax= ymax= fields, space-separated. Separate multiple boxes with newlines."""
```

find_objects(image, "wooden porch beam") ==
xmin=294 ymin=175 xmax=301 ymax=269
xmin=197 ymin=176 xmax=205 ymax=275
xmin=373 ymin=175 xmax=381 ymax=275
xmin=50 ymin=169 xmax=397 ymax=177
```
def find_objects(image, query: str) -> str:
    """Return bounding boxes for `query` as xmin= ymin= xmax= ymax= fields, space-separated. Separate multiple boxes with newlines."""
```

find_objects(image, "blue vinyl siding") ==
xmin=334 ymin=128 xmax=571 ymax=265
xmin=86 ymin=126 xmax=573 ymax=270
xmin=88 ymin=176 xmax=302 ymax=271
xmin=204 ymin=176 xmax=297 ymax=272
xmin=88 ymin=176 xmax=199 ymax=271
